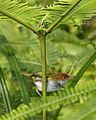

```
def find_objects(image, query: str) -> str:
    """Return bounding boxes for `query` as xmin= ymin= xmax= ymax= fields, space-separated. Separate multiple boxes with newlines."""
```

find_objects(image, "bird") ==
xmin=22 ymin=72 xmax=72 ymax=95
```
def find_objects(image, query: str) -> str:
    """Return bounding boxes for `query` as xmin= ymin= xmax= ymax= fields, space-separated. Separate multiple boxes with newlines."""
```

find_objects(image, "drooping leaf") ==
xmin=0 ymin=34 xmax=30 ymax=104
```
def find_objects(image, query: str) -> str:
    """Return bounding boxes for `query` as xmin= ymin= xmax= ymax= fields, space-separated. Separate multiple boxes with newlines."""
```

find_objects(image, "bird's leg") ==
xmin=36 ymin=88 xmax=42 ymax=96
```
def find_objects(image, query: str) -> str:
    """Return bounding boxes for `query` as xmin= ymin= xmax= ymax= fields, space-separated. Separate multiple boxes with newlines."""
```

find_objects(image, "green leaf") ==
xmin=0 ymin=0 xmax=96 ymax=33
xmin=0 ymin=79 xmax=96 ymax=119
xmin=0 ymin=67 xmax=12 ymax=113
xmin=67 ymin=51 xmax=96 ymax=87
xmin=58 ymin=97 xmax=96 ymax=120
xmin=0 ymin=34 xmax=30 ymax=104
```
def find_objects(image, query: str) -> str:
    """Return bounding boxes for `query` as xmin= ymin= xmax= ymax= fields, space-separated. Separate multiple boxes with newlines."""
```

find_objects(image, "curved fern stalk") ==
xmin=0 ymin=0 xmax=96 ymax=34
xmin=0 ymin=67 xmax=12 ymax=113
xmin=68 ymin=51 xmax=96 ymax=87
xmin=46 ymin=0 xmax=82 ymax=34
xmin=0 ymin=0 xmax=44 ymax=27
xmin=52 ymin=104 xmax=63 ymax=120
xmin=46 ymin=0 xmax=96 ymax=34
xmin=1 ymin=79 xmax=96 ymax=120
xmin=0 ymin=35 xmax=30 ymax=104
xmin=0 ymin=9 xmax=38 ymax=34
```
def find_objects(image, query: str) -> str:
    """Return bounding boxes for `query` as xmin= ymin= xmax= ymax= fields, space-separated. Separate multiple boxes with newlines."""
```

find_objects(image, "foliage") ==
xmin=0 ymin=79 xmax=96 ymax=120
xmin=0 ymin=0 xmax=96 ymax=120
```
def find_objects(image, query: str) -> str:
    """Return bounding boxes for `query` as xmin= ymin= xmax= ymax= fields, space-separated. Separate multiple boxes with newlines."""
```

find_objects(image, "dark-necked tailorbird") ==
xmin=22 ymin=72 xmax=72 ymax=93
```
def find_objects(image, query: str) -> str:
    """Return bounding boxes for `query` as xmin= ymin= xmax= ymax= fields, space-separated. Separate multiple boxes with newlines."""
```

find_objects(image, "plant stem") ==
xmin=69 ymin=51 xmax=96 ymax=87
xmin=39 ymin=33 xmax=47 ymax=120
xmin=46 ymin=0 xmax=82 ymax=34
xmin=0 ymin=9 xmax=38 ymax=34
xmin=0 ymin=67 xmax=12 ymax=113
xmin=52 ymin=105 xmax=63 ymax=120
xmin=0 ymin=35 xmax=30 ymax=104
xmin=43 ymin=0 xmax=48 ymax=7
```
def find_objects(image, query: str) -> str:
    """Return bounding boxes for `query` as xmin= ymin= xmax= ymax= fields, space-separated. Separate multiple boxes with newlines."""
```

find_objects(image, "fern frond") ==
xmin=0 ymin=67 xmax=12 ymax=113
xmin=0 ymin=79 xmax=96 ymax=120
xmin=45 ymin=0 xmax=96 ymax=22
xmin=0 ymin=0 xmax=43 ymax=21
xmin=0 ymin=34 xmax=30 ymax=104
xmin=58 ymin=97 xmax=96 ymax=120
xmin=0 ymin=0 xmax=96 ymax=33
xmin=0 ymin=0 xmax=44 ymax=33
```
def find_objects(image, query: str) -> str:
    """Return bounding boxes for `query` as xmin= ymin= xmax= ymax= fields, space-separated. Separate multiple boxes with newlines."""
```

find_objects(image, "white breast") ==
xmin=34 ymin=79 xmax=67 ymax=92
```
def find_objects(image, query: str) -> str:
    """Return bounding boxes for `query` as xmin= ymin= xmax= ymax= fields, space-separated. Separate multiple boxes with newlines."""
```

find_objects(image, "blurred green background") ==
xmin=0 ymin=0 xmax=96 ymax=119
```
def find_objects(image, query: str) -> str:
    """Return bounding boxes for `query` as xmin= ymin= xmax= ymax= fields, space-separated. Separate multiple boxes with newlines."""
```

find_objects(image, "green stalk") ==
xmin=0 ymin=35 xmax=30 ymax=104
xmin=52 ymin=105 xmax=63 ymax=120
xmin=43 ymin=0 xmax=48 ymax=7
xmin=46 ymin=0 xmax=82 ymax=34
xmin=0 ymin=9 xmax=37 ymax=34
xmin=0 ymin=67 xmax=12 ymax=113
xmin=39 ymin=33 xmax=47 ymax=120
xmin=69 ymin=51 xmax=96 ymax=87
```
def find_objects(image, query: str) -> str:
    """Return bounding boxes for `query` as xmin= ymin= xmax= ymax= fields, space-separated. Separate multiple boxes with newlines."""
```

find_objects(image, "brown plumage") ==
xmin=52 ymin=73 xmax=70 ymax=81
xmin=22 ymin=72 xmax=71 ymax=93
